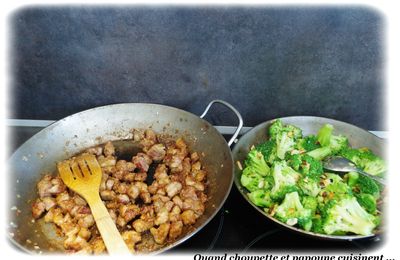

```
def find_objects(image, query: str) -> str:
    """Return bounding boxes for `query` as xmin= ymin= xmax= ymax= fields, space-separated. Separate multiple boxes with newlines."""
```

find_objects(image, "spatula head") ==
xmin=57 ymin=153 xmax=103 ymax=199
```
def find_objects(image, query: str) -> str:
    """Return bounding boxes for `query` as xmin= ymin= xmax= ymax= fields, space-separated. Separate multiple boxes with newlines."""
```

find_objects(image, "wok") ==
xmin=7 ymin=100 xmax=243 ymax=253
xmin=232 ymin=116 xmax=386 ymax=240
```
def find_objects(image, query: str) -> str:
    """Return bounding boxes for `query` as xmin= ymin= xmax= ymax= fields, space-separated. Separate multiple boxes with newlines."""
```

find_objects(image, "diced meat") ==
xmin=127 ymin=185 xmax=140 ymax=200
xmin=132 ymin=219 xmax=154 ymax=233
xmin=150 ymin=223 xmax=170 ymax=244
xmin=85 ymin=146 xmax=103 ymax=156
xmin=120 ymin=204 xmax=140 ymax=222
xmin=98 ymin=155 xmax=117 ymax=168
xmin=116 ymin=194 xmax=130 ymax=204
xmin=146 ymin=144 xmax=166 ymax=161
xmin=37 ymin=175 xmax=66 ymax=198
xmin=181 ymin=210 xmax=197 ymax=225
xmin=169 ymin=221 xmax=183 ymax=240
xmin=165 ymin=182 xmax=182 ymax=198
xmin=132 ymin=153 xmax=152 ymax=172
xmin=100 ymin=190 xmax=116 ymax=201
xmin=32 ymin=199 xmax=46 ymax=219
xmin=78 ymin=215 xmax=95 ymax=228
xmin=122 ymin=230 xmax=142 ymax=251
xmin=103 ymin=141 xmax=115 ymax=157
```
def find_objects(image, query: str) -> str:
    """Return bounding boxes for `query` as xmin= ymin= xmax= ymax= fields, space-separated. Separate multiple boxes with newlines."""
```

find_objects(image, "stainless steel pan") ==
xmin=7 ymin=100 xmax=243 ymax=253
xmin=232 ymin=116 xmax=385 ymax=240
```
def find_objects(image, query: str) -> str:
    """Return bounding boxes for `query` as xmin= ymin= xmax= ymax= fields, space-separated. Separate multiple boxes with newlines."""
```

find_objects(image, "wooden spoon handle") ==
xmin=88 ymin=194 xmax=131 ymax=255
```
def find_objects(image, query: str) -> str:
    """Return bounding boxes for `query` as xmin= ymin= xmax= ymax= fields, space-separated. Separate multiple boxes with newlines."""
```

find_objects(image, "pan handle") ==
xmin=200 ymin=100 xmax=243 ymax=147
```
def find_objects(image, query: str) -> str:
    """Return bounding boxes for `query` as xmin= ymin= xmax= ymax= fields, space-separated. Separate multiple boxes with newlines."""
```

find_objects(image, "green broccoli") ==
xmin=241 ymin=167 xmax=267 ymax=192
xmin=256 ymin=140 xmax=277 ymax=165
xmin=340 ymin=148 xmax=386 ymax=176
xmin=244 ymin=149 xmax=270 ymax=176
xmin=296 ymin=135 xmax=321 ymax=152
xmin=307 ymin=146 xmax=333 ymax=161
xmin=275 ymin=191 xmax=313 ymax=231
xmin=287 ymin=153 xmax=323 ymax=179
xmin=302 ymin=196 xmax=319 ymax=215
xmin=320 ymin=173 xmax=352 ymax=199
xmin=321 ymin=195 xmax=378 ymax=236
xmin=268 ymin=119 xmax=302 ymax=140
xmin=276 ymin=131 xmax=296 ymax=160
xmin=248 ymin=190 xmax=273 ymax=208
xmin=347 ymin=172 xmax=381 ymax=199
xmin=270 ymin=161 xmax=301 ymax=201
xmin=355 ymin=193 xmax=377 ymax=214
xmin=317 ymin=124 xmax=334 ymax=147
xmin=298 ymin=177 xmax=321 ymax=197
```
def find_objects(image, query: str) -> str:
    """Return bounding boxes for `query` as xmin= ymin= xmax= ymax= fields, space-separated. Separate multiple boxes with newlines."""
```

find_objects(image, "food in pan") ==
xmin=31 ymin=129 xmax=208 ymax=254
xmin=239 ymin=119 xmax=385 ymax=236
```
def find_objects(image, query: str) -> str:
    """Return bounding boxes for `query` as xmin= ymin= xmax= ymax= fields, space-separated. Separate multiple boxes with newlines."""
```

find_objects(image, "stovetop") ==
xmin=8 ymin=126 xmax=383 ymax=253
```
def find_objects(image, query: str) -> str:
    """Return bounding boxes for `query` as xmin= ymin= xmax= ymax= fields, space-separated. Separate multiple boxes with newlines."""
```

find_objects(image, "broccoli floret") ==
xmin=317 ymin=124 xmax=334 ymax=147
xmin=276 ymin=131 xmax=296 ymax=160
xmin=287 ymin=154 xmax=323 ymax=179
xmin=311 ymin=215 xmax=324 ymax=233
xmin=298 ymin=177 xmax=321 ymax=197
xmin=248 ymin=190 xmax=273 ymax=208
xmin=329 ymin=135 xmax=349 ymax=153
xmin=346 ymin=171 xmax=359 ymax=187
xmin=275 ymin=191 xmax=313 ymax=231
xmin=322 ymin=195 xmax=378 ymax=236
xmin=268 ymin=119 xmax=302 ymax=140
xmin=355 ymin=193 xmax=377 ymax=214
xmin=241 ymin=167 xmax=267 ymax=192
xmin=323 ymin=173 xmax=352 ymax=196
xmin=256 ymin=140 xmax=277 ymax=165
xmin=244 ymin=149 xmax=270 ymax=176
xmin=347 ymin=172 xmax=381 ymax=199
xmin=268 ymin=119 xmax=284 ymax=139
xmin=270 ymin=161 xmax=301 ymax=201
xmin=307 ymin=146 xmax=333 ymax=161
xmin=302 ymin=196 xmax=319 ymax=215
xmin=340 ymin=148 xmax=386 ymax=177
xmin=296 ymin=135 xmax=321 ymax=152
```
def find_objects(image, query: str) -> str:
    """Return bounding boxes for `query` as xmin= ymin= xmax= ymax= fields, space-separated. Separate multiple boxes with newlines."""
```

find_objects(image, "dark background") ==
xmin=9 ymin=6 xmax=385 ymax=130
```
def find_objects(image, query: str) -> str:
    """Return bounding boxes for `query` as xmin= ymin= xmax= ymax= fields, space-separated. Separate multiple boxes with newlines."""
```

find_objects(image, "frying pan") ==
xmin=7 ymin=100 xmax=243 ymax=253
xmin=232 ymin=116 xmax=386 ymax=240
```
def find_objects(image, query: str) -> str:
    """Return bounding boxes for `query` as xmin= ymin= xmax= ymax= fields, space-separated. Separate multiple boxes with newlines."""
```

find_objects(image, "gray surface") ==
xmin=9 ymin=6 xmax=385 ymax=130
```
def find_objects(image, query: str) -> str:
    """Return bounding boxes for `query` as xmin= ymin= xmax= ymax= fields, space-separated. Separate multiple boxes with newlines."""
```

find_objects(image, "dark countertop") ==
xmin=10 ymin=6 xmax=385 ymax=130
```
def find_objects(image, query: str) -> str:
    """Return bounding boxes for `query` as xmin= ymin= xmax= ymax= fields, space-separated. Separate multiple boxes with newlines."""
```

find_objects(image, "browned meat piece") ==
xmin=127 ymin=184 xmax=140 ymax=200
xmin=91 ymin=237 xmax=106 ymax=254
xmin=181 ymin=158 xmax=192 ymax=176
xmin=78 ymin=214 xmax=95 ymax=228
xmin=122 ymin=230 xmax=142 ymax=252
xmin=181 ymin=210 xmax=197 ymax=225
xmin=169 ymin=205 xmax=182 ymax=222
xmin=165 ymin=182 xmax=182 ymax=198
xmin=116 ymin=194 xmax=130 ymax=204
xmin=116 ymin=160 xmax=135 ymax=172
xmin=185 ymin=176 xmax=205 ymax=191
xmin=37 ymin=175 xmax=66 ymax=198
xmin=78 ymin=227 xmax=91 ymax=240
xmin=172 ymin=196 xmax=183 ymax=209
xmin=100 ymin=173 xmax=108 ymax=191
xmin=132 ymin=219 xmax=154 ymax=233
xmin=115 ymin=182 xmax=129 ymax=194
xmin=190 ymin=152 xmax=200 ymax=162
xmin=42 ymin=197 xmax=56 ymax=210
xmin=98 ymin=155 xmax=117 ymax=168
xmin=150 ymin=223 xmax=170 ymax=244
xmin=105 ymin=178 xmax=116 ymax=190
xmin=183 ymin=199 xmax=205 ymax=215
xmin=32 ymin=199 xmax=46 ymax=219
xmin=116 ymin=216 xmax=127 ymax=228
xmin=140 ymin=129 xmax=157 ymax=150
xmin=108 ymin=209 xmax=117 ymax=223
xmin=103 ymin=141 xmax=115 ymax=157
xmin=154 ymin=207 xmax=169 ymax=225
xmin=120 ymin=204 xmax=140 ymax=222
xmin=132 ymin=153 xmax=152 ymax=172
xmin=169 ymin=221 xmax=183 ymax=240
xmin=100 ymin=190 xmax=116 ymax=201
xmin=146 ymin=143 xmax=166 ymax=161
xmin=85 ymin=146 xmax=103 ymax=156
xmin=194 ymin=170 xmax=207 ymax=182
xmin=132 ymin=129 xmax=145 ymax=142
xmin=134 ymin=172 xmax=147 ymax=182
xmin=180 ymin=186 xmax=198 ymax=200
xmin=140 ymin=192 xmax=152 ymax=204
xmin=73 ymin=194 xmax=87 ymax=206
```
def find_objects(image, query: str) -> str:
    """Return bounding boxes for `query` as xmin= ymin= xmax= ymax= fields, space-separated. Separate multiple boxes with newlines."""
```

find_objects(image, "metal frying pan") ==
xmin=232 ymin=116 xmax=385 ymax=240
xmin=7 ymin=100 xmax=243 ymax=253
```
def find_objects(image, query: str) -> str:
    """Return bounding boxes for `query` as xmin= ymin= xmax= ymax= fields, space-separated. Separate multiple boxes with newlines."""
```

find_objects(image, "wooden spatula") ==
xmin=57 ymin=153 xmax=131 ymax=254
